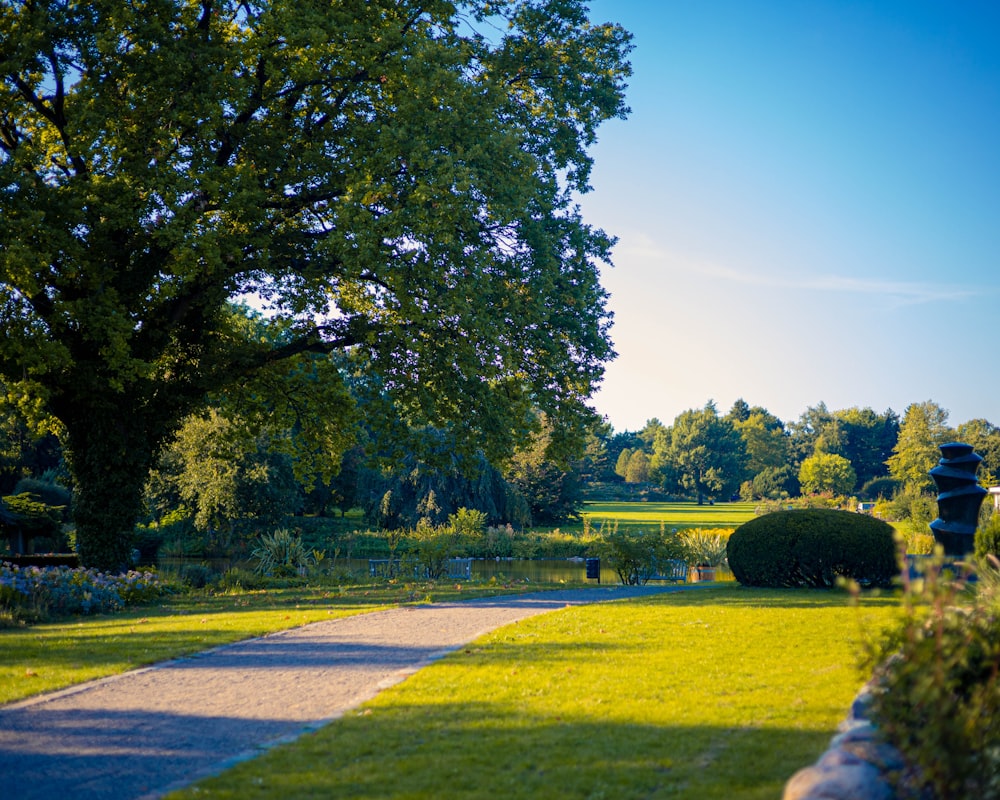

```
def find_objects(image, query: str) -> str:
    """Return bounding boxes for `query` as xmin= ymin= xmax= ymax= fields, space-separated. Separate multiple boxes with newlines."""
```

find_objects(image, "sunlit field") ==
xmin=581 ymin=501 xmax=758 ymax=531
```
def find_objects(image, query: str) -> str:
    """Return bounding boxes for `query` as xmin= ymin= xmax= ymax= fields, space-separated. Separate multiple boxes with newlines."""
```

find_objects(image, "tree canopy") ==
xmin=652 ymin=401 xmax=748 ymax=504
xmin=887 ymin=401 xmax=953 ymax=492
xmin=0 ymin=0 xmax=632 ymax=569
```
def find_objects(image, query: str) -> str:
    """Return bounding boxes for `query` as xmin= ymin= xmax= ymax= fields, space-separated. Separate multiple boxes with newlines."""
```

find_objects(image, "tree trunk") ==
xmin=61 ymin=401 xmax=161 ymax=573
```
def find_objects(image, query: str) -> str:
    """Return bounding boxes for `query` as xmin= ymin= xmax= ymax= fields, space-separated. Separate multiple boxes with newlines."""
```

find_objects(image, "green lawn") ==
xmin=0 ymin=581 xmax=559 ymax=705
xmin=168 ymin=586 xmax=897 ymax=800
xmin=581 ymin=500 xmax=759 ymax=530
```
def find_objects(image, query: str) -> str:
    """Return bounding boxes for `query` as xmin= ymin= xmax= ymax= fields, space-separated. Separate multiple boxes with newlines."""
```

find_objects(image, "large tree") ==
xmin=887 ymin=401 xmax=953 ymax=492
xmin=652 ymin=401 xmax=748 ymax=504
xmin=0 ymin=0 xmax=631 ymax=569
xmin=798 ymin=452 xmax=857 ymax=496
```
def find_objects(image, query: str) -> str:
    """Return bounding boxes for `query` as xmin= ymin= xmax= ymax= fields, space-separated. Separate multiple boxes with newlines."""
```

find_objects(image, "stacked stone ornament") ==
xmin=929 ymin=442 xmax=987 ymax=556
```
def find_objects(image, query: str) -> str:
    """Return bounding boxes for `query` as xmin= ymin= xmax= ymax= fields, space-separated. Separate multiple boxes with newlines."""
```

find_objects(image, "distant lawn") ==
xmin=168 ymin=586 xmax=896 ymax=800
xmin=581 ymin=500 xmax=758 ymax=531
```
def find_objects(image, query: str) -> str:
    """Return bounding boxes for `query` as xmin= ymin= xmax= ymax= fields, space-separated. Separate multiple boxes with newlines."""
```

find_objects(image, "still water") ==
xmin=159 ymin=556 xmax=732 ymax=584
xmin=341 ymin=558 xmax=733 ymax=584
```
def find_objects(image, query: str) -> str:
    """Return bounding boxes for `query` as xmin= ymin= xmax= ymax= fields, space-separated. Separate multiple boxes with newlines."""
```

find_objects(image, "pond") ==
xmin=342 ymin=557 xmax=734 ymax=584
xmin=159 ymin=556 xmax=733 ymax=585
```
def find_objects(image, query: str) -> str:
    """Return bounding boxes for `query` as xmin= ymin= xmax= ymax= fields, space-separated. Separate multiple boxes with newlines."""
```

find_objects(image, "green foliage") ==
xmin=975 ymin=514 xmax=1000 ymax=560
xmin=12 ymin=477 xmax=71 ymax=516
xmin=596 ymin=524 xmax=688 ymax=585
xmin=151 ymin=410 xmax=304 ymax=538
xmin=0 ymin=0 xmax=631 ymax=571
xmin=505 ymin=416 xmax=586 ymax=525
xmin=2 ymin=492 xmax=64 ymax=544
xmin=623 ymin=449 xmax=650 ymax=484
xmin=956 ymin=418 xmax=1000 ymax=487
xmin=743 ymin=464 xmax=798 ymax=500
xmin=859 ymin=555 xmax=1000 ymax=799
xmin=449 ymin=508 xmax=487 ymax=540
xmin=883 ymin=484 xmax=937 ymax=529
xmin=407 ymin=521 xmax=463 ymax=580
xmin=860 ymin=476 xmax=900 ymax=500
xmin=733 ymin=408 xmax=790 ymax=474
xmin=679 ymin=528 xmax=731 ymax=567
xmin=360 ymin=429 xmax=527 ymax=529
xmin=886 ymin=401 xmax=953 ymax=491
xmin=728 ymin=509 xmax=898 ymax=588
xmin=613 ymin=447 xmax=632 ymax=479
xmin=250 ymin=529 xmax=314 ymax=578
xmin=651 ymin=401 xmax=748 ymax=503
xmin=798 ymin=452 xmax=857 ymax=495
xmin=214 ymin=567 xmax=264 ymax=593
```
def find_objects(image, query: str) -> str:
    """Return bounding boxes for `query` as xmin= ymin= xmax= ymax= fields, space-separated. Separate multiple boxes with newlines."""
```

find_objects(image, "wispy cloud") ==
xmin=620 ymin=236 xmax=982 ymax=308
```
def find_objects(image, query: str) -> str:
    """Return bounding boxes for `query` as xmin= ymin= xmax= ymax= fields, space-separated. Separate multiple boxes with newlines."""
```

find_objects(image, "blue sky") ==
xmin=578 ymin=1 xmax=1000 ymax=433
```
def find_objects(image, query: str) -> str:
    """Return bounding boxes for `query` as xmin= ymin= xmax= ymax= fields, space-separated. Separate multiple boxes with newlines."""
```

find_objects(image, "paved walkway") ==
xmin=0 ymin=584 xmax=695 ymax=800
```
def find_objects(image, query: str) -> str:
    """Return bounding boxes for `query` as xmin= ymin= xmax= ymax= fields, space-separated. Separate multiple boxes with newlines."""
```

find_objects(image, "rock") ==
xmin=783 ymin=761 xmax=893 ymax=800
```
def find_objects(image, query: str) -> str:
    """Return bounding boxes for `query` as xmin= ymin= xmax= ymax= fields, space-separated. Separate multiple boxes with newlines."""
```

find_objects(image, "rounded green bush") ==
xmin=727 ymin=508 xmax=898 ymax=588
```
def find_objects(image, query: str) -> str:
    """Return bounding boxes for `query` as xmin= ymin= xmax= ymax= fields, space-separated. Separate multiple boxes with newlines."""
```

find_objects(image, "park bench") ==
xmin=642 ymin=558 xmax=689 ymax=583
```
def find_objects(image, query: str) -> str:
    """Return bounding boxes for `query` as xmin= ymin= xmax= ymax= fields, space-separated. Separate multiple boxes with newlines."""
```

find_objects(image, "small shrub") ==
xmin=899 ymin=527 xmax=936 ymax=555
xmin=597 ymin=524 xmax=688 ymax=585
xmin=215 ymin=567 xmax=263 ymax=592
xmin=860 ymin=555 xmax=1000 ymax=799
xmin=860 ymin=476 xmax=900 ymax=501
xmin=179 ymin=563 xmax=215 ymax=588
xmin=251 ymin=529 xmax=313 ymax=577
xmin=975 ymin=514 xmax=1000 ymax=561
xmin=680 ymin=528 xmax=732 ymax=567
xmin=728 ymin=509 xmax=897 ymax=588
xmin=482 ymin=524 xmax=517 ymax=558
xmin=407 ymin=520 xmax=462 ymax=579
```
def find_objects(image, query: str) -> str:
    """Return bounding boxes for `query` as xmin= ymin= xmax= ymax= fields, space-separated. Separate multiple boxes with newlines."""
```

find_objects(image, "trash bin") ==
xmin=585 ymin=557 xmax=600 ymax=582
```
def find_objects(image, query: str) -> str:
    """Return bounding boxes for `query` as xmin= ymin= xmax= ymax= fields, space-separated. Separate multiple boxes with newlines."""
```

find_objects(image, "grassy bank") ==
xmin=168 ymin=586 xmax=896 ymax=800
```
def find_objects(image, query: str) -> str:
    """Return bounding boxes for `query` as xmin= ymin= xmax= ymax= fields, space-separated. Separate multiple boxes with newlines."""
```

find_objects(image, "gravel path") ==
xmin=0 ymin=584 xmax=696 ymax=800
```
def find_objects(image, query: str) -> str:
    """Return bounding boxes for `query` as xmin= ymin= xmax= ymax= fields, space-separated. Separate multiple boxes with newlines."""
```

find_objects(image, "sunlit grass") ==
xmin=0 ymin=580 xmax=571 ymax=705
xmin=168 ymin=586 xmax=897 ymax=800
xmin=580 ymin=501 xmax=758 ymax=531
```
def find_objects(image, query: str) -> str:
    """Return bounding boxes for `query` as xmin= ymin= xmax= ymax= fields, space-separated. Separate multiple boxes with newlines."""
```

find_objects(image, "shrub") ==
xmin=728 ymin=509 xmax=898 ymax=588
xmin=859 ymin=556 xmax=1000 ymax=799
xmin=860 ymin=476 xmax=900 ymax=501
xmin=215 ymin=566 xmax=263 ymax=592
xmin=975 ymin=514 xmax=1000 ymax=561
xmin=407 ymin=520 xmax=462 ymax=579
xmin=679 ymin=528 xmax=732 ymax=567
xmin=251 ymin=529 xmax=313 ymax=577
xmin=597 ymin=524 xmax=688 ymax=585
xmin=179 ymin=562 xmax=215 ymax=588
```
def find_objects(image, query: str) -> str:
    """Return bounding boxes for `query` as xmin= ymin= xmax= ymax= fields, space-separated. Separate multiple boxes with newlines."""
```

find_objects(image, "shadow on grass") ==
xmin=630 ymin=585 xmax=901 ymax=610
xmin=0 ymin=700 xmax=832 ymax=800
xmin=175 ymin=700 xmax=829 ymax=800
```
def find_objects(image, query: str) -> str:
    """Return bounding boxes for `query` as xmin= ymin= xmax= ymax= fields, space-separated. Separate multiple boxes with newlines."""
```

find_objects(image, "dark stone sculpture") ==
xmin=929 ymin=442 xmax=987 ymax=556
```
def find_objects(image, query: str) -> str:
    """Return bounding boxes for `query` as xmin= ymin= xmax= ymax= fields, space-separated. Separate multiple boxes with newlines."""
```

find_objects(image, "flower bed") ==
xmin=0 ymin=561 xmax=167 ymax=620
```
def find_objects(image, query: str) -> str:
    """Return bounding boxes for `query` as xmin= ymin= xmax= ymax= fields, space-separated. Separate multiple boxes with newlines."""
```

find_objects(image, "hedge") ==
xmin=727 ymin=509 xmax=897 ymax=588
